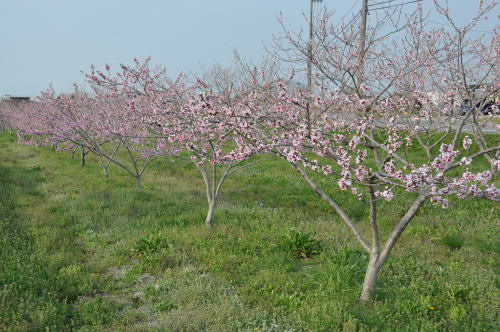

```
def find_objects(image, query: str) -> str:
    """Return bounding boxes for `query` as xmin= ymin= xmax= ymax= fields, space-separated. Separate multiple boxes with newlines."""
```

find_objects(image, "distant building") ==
xmin=8 ymin=96 xmax=31 ymax=104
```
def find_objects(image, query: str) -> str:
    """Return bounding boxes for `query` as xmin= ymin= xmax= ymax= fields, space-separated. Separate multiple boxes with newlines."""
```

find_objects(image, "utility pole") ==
xmin=358 ymin=0 xmax=369 ymax=89
xmin=306 ymin=0 xmax=322 ymax=137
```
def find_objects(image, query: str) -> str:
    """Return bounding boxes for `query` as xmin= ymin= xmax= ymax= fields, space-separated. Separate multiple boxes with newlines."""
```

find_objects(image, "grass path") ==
xmin=0 ymin=132 xmax=498 ymax=331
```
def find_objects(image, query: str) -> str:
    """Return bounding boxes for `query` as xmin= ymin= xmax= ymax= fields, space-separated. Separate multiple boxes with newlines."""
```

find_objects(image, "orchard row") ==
xmin=0 ymin=0 xmax=498 ymax=303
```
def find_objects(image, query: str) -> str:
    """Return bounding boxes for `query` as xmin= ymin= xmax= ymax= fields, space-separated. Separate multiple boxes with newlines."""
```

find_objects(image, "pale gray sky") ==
xmin=0 ymin=0 xmax=496 ymax=97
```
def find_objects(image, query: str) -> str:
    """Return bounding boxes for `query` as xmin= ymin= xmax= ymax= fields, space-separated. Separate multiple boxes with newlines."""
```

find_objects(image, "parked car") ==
xmin=460 ymin=99 xmax=497 ymax=115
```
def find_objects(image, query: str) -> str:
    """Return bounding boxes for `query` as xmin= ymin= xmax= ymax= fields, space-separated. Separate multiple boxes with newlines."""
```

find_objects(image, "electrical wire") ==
xmin=427 ymin=19 xmax=495 ymax=34
xmin=343 ymin=0 xmax=361 ymax=17
xmin=369 ymin=0 xmax=423 ymax=11
xmin=368 ymin=0 xmax=396 ymax=7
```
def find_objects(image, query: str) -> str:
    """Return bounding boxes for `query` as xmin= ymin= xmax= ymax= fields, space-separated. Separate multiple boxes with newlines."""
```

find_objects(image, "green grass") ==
xmin=0 ymin=131 xmax=498 ymax=331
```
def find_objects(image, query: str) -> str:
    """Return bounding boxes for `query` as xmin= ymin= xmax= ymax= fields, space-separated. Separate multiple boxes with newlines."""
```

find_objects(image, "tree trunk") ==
xmin=98 ymin=155 xmax=110 ymax=178
xmin=358 ymin=194 xmax=428 ymax=302
xmin=205 ymin=200 xmax=215 ymax=229
xmin=135 ymin=176 xmax=142 ymax=192
xmin=359 ymin=254 xmax=381 ymax=303
xmin=80 ymin=147 xmax=86 ymax=166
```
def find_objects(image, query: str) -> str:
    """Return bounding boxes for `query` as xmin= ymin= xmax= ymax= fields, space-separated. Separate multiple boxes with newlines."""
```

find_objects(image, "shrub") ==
xmin=280 ymin=230 xmax=322 ymax=259
xmin=132 ymin=236 xmax=169 ymax=256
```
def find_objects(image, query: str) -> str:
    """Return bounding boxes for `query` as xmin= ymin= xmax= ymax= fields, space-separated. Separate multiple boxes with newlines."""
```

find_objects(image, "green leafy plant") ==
xmin=132 ymin=236 xmax=169 ymax=256
xmin=440 ymin=234 xmax=464 ymax=250
xmin=280 ymin=230 xmax=322 ymax=259
xmin=154 ymin=300 xmax=176 ymax=313
xmin=75 ymin=296 xmax=123 ymax=327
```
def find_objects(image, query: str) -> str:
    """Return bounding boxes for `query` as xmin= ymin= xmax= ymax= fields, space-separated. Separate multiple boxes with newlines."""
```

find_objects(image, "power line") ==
xmin=368 ymin=0 xmax=396 ymax=7
xmin=367 ymin=1 xmax=494 ymax=34
xmin=427 ymin=19 xmax=495 ymax=34
xmin=332 ymin=1 xmax=361 ymax=31
xmin=369 ymin=0 xmax=423 ymax=11
xmin=335 ymin=9 xmax=361 ymax=32
xmin=343 ymin=0 xmax=361 ymax=17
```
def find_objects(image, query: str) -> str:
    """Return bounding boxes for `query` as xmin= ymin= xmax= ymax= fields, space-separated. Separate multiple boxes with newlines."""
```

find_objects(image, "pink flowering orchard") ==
xmin=163 ymin=68 xmax=279 ymax=228
xmin=84 ymin=58 xmax=186 ymax=190
xmin=89 ymin=59 xmax=276 ymax=226
xmin=0 ymin=0 xmax=497 ymax=305
xmin=258 ymin=0 xmax=499 ymax=302
xmin=244 ymin=81 xmax=498 ymax=301
xmin=37 ymin=88 xmax=110 ymax=169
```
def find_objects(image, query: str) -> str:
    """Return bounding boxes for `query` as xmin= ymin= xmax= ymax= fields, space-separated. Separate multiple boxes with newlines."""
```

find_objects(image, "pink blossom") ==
xmin=462 ymin=136 xmax=473 ymax=150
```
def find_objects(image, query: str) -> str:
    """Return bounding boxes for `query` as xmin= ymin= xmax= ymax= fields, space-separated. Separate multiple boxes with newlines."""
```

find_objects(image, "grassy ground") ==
xmin=0 ymin=132 xmax=498 ymax=331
